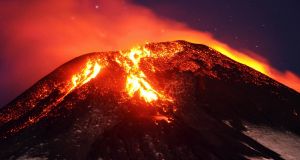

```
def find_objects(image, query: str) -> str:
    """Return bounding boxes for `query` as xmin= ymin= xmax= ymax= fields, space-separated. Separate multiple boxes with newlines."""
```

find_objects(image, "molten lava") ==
xmin=1 ymin=0 xmax=300 ymax=114
xmin=36 ymin=45 xmax=177 ymax=130
xmin=71 ymin=60 xmax=101 ymax=90
xmin=153 ymin=115 xmax=173 ymax=124
xmin=4 ymin=59 xmax=103 ymax=135
xmin=116 ymin=46 xmax=173 ymax=103
xmin=2 ymin=40 xmax=299 ymax=140
xmin=2 ymin=41 xmax=300 ymax=160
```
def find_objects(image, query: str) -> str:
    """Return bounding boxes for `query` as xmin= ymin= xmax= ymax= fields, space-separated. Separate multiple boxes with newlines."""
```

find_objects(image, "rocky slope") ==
xmin=0 ymin=41 xmax=299 ymax=160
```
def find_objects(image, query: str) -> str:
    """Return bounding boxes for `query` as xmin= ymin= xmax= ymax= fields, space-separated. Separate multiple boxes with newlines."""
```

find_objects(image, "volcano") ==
xmin=0 ymin=41 xmax=300 ymax=160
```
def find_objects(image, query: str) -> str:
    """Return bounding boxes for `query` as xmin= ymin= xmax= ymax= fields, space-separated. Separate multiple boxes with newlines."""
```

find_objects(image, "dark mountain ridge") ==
xmin=0 ymin=41 xmax=299 ymax=159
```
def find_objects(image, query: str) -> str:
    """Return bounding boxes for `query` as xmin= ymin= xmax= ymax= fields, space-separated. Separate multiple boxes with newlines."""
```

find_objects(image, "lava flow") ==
xmin=115 ymin=46 xmax=178 ymax=123
xmin=2 ymin=44 xmax=180 ymax=136
xmin=70 ymin=59 xmax=101 ymax=90
xmin=2 ymin=41 xmax=300 ymax=160
xmin=116 ymin=46 xmax=173 ymax=103
xmin=3 ymin=59 xmax=103 ymax=135
xmin=54 ymin=59 xmax=102 ymax=109
xmin=1 ymin=0 xmax=300 ymax=114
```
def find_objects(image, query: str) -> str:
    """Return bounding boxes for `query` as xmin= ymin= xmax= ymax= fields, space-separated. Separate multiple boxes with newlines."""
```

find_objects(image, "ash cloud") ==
xmin=0 ymin=0 xmax=299 ymax=107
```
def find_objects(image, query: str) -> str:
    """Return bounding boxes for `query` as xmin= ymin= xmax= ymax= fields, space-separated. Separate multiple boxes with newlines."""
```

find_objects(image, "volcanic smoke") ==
xmin=0 ymin=0 xmax=299 ymax=107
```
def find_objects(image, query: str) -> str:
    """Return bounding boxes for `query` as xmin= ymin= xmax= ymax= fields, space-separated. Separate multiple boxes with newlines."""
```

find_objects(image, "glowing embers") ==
xmin=126 ymin=74 xmax=159 ymax=103
xmin=116 ymin=46 xmax=172 ymax=103
xmin=153 ymin=115 xmax=173 ymax=124
xmin=71 ymin=59 xmax=101 ymax=89
xmin=114 ymin=45 xmax=177 ymax=124
xmin=2 ymin=59 xmax=104 ymax=136
xmin=212 ymin=46 xmax=267 ymax=74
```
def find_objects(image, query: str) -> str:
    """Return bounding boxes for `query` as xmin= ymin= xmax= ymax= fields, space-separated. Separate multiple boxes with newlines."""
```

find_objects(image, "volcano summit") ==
xmin=0 ymin=41 xmax=300 ymax=160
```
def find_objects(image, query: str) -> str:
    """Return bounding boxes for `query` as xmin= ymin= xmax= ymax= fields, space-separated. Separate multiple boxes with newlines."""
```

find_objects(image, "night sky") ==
xmin=0 ymin=0 xmax=300 ymax=107
xmin=135 ymin=0 xmax=300 ymax=74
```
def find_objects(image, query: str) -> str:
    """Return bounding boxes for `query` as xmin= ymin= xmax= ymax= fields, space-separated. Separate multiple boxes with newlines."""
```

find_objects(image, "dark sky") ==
xmin=135 ymin=0 xmax=300 ymax=74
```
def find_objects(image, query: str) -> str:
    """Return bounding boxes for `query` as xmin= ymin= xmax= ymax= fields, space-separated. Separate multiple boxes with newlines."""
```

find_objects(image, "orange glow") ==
xmin=7 ymin=59 xmax=103 ymax=134
xmin=212 ymin=46 xmax=267 ymax=74
xmin=116 ymin=46 xmax=172 ymax=103
xmin=153 ymin=115 xmax=172 ymax=123
xmin=0 ymin=0 xmax=299 ymax=109
xmin=156 ymin=30 xmax=300 ymax=93
xmin=71 ymin=60 xmax=101 ymax=89
xmin=1 ymin=0 xmax=300 ymax=137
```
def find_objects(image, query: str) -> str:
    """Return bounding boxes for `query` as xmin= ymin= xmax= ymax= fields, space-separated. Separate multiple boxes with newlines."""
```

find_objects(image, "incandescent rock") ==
xmin=0 ymin=41 xmax=300 ymax=160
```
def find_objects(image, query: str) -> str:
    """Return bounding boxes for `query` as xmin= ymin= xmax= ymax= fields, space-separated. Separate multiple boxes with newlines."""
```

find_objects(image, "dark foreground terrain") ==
xmin=0 ymin=41 xmax=300 ymax=160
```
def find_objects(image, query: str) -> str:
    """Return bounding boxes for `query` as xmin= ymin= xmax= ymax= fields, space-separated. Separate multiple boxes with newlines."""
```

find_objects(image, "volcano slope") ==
xmin=0 ymin=41 xmax=300 ymax=160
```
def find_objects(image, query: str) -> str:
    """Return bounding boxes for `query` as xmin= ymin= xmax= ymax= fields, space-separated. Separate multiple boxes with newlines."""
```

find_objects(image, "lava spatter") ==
xmin=1 ymin=43 xmax=184 ymax=136
xmin=115 ymin=45 xmax=181 ymax=123
xmin=116 ymin=46 xmax=173 ymax=103
xmin=1 ymin=41 xmax=300 ymax=160
xmin=4 ymin=59 xmax=103 ymax=135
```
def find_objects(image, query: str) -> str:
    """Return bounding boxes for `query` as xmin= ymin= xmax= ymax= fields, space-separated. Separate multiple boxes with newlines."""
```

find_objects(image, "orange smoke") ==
xmin=0 ymin=0 xmax=299 ymax=107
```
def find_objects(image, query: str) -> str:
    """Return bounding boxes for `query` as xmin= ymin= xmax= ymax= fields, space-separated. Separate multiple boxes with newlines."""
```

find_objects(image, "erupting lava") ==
xmin=1 ymin=0 xmax=300 ymax=114
xmin=116 ymin=46 xmax=173 ymax=103
xmin=4 ymin=44 xmax=178 ymax=135
xmin=2 ymin=41 xmax=300 ymax=160
xmin=6 ymin=60 xmax=103 ymax=134
xmin=71 ymin=60 xmax=101 ymax=90
xmin=70 ymin=46 xmax=174 ymax=105
xmin=5 ymin=40 xmax=300 ymax=136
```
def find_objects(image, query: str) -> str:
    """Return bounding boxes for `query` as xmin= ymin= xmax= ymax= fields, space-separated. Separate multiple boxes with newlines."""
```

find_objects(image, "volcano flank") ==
xmin=0 ymin=41 xmax=300 ymax=160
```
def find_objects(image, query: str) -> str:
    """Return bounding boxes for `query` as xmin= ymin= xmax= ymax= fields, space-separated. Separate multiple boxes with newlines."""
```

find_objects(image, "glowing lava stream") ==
xmin=71 ymin=60 xmax=101 ymax=90
xmin=7 ymin=46 xmax=181 ymax=135
xmin=116 ymin=46 xmax=173 ymax=103
xmin=115 ymin=46 xmax=175 ymax=123
xmin=9 ymin=60 xmax=102 ymax=134
xmin=8 ymin=47 xmax=176 ymax=135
